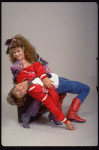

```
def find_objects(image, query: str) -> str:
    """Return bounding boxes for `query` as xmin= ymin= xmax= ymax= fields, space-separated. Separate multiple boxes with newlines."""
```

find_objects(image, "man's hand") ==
xmin=42 ymin=77 xmax=54 ymax=89
xmin=65 ymin=120 xmax=75 ymax=130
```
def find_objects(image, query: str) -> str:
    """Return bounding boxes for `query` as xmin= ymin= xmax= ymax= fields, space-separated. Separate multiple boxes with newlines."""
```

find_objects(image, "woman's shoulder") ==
xmin=11 ymin=60 xmax=22 ymax=66
xmin=10 ymin=60 xmax=23 ymax=71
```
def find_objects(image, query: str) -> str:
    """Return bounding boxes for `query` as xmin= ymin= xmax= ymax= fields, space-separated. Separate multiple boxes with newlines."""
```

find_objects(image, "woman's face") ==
xmin=12 ymin=47 xmax=25 ymax=61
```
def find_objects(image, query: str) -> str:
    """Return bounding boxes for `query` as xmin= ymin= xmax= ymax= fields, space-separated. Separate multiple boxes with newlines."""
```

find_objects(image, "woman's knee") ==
xmin=33 ymin=99 xmax=40 ymax=107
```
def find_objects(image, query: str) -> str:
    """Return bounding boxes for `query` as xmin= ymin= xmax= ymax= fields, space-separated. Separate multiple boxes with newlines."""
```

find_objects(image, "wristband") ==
xmin=63 ymin=118 xmax=68 ymax=124
xmin=40 ymin=74 xmax=47 ymax=80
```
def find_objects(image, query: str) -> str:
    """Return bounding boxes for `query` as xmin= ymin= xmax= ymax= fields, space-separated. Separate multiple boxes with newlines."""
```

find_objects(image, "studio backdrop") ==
xmin=2 ymin=2 xmax=98 ymax=110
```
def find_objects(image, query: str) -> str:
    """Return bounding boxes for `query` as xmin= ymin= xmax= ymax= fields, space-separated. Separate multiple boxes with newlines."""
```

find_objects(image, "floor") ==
xmin=2 ymin=86 xmax=98 ymax=146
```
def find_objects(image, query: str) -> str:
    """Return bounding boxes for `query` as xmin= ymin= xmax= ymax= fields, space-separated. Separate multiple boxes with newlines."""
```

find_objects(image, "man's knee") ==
xmin=84 ymin=84 xmax=90 ymax=94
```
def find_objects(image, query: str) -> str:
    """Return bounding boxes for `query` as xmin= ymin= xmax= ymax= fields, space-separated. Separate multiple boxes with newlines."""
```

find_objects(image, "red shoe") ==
xmin=66 ymin=97 xmax=86 ymax=123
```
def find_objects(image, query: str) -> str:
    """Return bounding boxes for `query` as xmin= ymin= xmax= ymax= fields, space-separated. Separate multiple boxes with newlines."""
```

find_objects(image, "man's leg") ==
xmin=56 ymin=77 xmax=90 ymax=122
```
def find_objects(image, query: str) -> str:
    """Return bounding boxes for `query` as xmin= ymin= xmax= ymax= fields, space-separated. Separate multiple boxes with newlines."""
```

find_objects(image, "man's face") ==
xmin=14 ymin=82 xmax=28 ymax=98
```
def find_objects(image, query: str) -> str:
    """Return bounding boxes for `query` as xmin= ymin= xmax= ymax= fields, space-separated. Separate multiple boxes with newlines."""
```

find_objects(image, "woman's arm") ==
xmin=10 ymin=60 xmax=23 ymax=84
xmin=35 ymin=53 xmax=48 ymax=66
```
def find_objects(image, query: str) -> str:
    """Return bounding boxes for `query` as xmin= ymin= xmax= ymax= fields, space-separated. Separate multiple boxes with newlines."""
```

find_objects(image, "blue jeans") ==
xmin=56 ymin=77 xmax=90 ymax=104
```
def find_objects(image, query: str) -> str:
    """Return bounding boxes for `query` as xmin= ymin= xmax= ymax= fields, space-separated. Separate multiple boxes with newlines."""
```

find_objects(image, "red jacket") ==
xmin=17 ymin=62 xmax=47 ymax=83
xmin=17 ymin=62 xmax=67 ymax=122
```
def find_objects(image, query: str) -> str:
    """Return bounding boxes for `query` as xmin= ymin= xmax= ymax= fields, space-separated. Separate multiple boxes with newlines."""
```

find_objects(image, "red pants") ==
xmin=28 ymin=84 xmax=65 ymax=122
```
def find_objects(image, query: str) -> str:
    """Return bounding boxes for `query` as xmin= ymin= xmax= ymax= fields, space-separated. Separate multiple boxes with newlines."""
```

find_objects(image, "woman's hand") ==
xmin=65 ymin=120 xmax=75 ymax=130
xmin=42 ymin=77 xmax=54 ymax=89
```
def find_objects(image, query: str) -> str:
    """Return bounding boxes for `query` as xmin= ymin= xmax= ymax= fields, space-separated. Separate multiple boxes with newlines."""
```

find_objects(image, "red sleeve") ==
xmin=33 ymin=62 xmax=47 ymax=80
xmin=17 ymin=71 xmax=30 ymax=83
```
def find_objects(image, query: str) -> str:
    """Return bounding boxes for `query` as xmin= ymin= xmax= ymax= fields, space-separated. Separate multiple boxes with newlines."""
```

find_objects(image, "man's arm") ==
xmin=34 ymin=62 xmax=54 ymax=88
xmin=42 ymin=78 xmax=54 ymax=89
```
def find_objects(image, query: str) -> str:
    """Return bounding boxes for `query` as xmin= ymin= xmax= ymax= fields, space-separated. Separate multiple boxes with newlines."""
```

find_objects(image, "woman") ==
xmin=5 ymin=35 xmax=65 ymax=128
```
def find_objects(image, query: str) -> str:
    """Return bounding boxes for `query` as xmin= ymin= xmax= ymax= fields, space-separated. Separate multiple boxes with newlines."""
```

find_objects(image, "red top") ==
xmin=17 ymin=62 xmax=47 ymax=83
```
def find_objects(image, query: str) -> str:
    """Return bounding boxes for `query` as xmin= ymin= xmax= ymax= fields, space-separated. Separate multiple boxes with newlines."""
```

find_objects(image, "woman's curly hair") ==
xmin=5 ymin=34 xmax=37 ymax=63
xmin=7 ymin=87 xmax=27 ymax=107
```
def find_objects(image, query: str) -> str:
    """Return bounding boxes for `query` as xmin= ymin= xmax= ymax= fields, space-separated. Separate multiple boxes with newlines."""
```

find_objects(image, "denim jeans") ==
xmin=56 ymin=77 xmax=90 ymax=104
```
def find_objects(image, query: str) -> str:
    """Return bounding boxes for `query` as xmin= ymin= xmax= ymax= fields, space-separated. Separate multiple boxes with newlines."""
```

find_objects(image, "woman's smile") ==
xmin=12 ymin=47 xmax=25 ymax=61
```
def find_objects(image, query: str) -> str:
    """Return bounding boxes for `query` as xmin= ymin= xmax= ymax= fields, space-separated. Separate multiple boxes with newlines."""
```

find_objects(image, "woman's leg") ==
xmin=22 ymin=99 xmax=41 ymax=128
xmin=48 ymin=93 xmax=66 ymax=125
